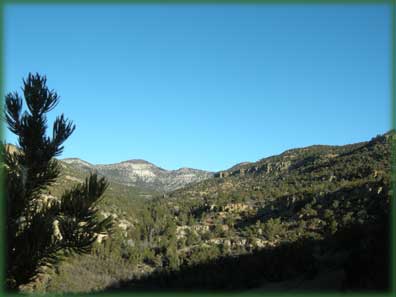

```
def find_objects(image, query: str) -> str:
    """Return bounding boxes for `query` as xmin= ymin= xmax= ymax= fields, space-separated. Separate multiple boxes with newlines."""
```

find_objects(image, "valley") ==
xmin=22 ymin=131 xmax=393 ymax=293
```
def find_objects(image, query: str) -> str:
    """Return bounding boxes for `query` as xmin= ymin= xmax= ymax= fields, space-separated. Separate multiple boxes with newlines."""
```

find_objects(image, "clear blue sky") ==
xmin=4 ymin=4 xmax=391 ymax=172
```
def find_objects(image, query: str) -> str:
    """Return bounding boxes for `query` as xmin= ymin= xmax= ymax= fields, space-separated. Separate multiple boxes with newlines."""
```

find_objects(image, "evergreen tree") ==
xmin=2 ymin=73 xmax=112 ymax=290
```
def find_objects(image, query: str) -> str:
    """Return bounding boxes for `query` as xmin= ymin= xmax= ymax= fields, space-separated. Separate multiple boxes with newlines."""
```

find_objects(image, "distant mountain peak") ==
xmin=62 ymin=157 xmax=214 ymax=192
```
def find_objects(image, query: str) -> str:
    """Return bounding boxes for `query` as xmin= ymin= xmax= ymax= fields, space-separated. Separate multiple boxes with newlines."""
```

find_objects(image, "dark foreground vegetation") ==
xmin=2 ymin=74 xmax=112 ymax=290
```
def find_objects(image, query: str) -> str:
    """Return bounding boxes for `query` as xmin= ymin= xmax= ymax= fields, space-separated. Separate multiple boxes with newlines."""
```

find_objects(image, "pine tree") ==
xmin=2 ymin=73 xmax=112 ymax=290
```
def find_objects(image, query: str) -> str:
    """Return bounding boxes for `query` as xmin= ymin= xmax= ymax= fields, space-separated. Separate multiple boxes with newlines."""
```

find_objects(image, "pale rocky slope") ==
xmin=62 ymin=158 xmax=213 ymax=192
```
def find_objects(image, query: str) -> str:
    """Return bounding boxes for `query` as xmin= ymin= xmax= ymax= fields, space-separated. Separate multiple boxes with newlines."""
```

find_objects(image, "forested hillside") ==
xmin=29 ymin=132 xmax=393 ymax=292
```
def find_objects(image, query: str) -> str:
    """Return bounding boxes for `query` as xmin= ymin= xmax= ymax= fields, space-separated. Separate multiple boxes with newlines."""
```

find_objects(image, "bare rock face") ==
xmin=61 ymin=158 xmax=213 ymax=192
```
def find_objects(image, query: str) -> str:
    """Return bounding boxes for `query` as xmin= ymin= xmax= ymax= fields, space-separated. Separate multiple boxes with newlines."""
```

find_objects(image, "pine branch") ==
xmin=4 ymin=92 xmax=23 ymax=134
xmin=23 ymin=73 xmax=59 ymax=116
xmin=52 ymin=114 xmax=75 ymax=156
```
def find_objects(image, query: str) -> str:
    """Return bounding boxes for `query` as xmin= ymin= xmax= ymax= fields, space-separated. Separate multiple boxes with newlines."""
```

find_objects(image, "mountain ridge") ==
xmin=61 ymin=157 xmax=214 ymax=192
xmin=62 ymin=157 xmax=211 ymax=172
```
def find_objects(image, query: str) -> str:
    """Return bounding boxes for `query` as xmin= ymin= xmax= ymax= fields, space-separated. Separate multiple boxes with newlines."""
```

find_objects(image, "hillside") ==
xmin=31 ymin=132 xmax=393 ymax=293
xmin=113 ymin=132 xmax=391 ymax=291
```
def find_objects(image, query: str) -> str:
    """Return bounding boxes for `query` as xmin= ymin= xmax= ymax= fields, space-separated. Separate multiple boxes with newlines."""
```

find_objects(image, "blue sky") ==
xmin=4 ymin=4 xmax=391 ymax=171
